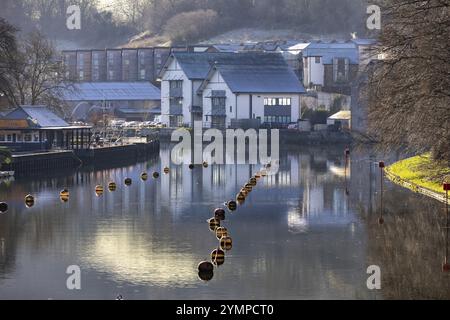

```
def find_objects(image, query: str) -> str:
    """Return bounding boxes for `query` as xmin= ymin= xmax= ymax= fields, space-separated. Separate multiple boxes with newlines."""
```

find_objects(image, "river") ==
xmin=0 ymin=144 xmax=448 ymax=299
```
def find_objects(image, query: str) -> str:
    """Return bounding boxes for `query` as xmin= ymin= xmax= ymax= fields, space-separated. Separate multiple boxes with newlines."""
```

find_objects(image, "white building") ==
xmin=159 ymin=52 xmax=305 ymax=128
xmin=302 ymin=42 xmax=359 ymax=94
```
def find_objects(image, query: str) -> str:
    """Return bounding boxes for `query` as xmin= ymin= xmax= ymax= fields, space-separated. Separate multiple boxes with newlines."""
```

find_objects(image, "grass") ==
xmin=387 ymin=154 xmax=450 ymax=195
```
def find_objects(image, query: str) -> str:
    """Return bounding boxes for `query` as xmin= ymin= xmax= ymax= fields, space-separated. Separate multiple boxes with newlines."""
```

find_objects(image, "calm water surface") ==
xmin=0 ymin=144 xmax=449 ymax=299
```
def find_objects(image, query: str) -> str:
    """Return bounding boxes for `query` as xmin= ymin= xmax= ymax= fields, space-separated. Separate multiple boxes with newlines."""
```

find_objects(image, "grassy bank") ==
xmin=386 ymin=154 xmax=450 ymax=195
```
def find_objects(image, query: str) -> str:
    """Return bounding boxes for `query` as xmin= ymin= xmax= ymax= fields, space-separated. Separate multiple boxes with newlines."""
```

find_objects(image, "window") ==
xmin=7 ymin=135 xmax=12 ymax=142
xmin=212 ymin=97 xmax=225 ymax=108
xmin=333 ymin=58 xmax=350 ymax=83
xmin=170 ymin=80 xmax=183 ymax=89
xmin=24 ymin=134 xmax=32 ymax=142
xmin=264 ymin=98 xmax=291 ymax=106
xmin=34 ymin=134 xmax=39 ymax=142
xmin=230 ymin=106 xmax=232 ymax=113
xmin=140 ymin=69 xmax=146 ymax=80
xmin=171 ymin=97 xmax=182 ymax=105
xmin=0 ymin=134 xmax=5 ymax=142
xmin=315 ymin=57 xmax=321 ymax=63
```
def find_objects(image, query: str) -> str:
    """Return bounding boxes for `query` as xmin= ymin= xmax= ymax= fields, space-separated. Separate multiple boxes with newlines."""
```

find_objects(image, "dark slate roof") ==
xmin=193 ymin=52 xmax=305 ymax=94
xmin=216 ymin=65 xmax=305 ymax=94
xmin=170 ymin=52 xmax=288 ymax=80
xmin=5 ymin=105 xmax=69 ymax=128
xmin=303 ymin=42 xmax=359 ymax=64
xmin=63 ymin=82 xmax=161 ymax=101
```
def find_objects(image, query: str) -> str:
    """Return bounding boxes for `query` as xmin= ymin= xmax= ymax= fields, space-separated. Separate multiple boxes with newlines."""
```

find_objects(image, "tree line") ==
xmin=3 ymin=0 xmax=369 ymax=46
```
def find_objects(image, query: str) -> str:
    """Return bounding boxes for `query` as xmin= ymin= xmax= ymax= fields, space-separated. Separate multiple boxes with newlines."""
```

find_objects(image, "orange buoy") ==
xmin=211 ymin=249 xmax=225 ymax=266
xmin=202 ymin=161 xmax=209 ymax=168
xmin=220 ymin=236 xmax=233 ymax=251
xmin=124 ymin=178 xmax=132 ymax=186
xmin=152 ymin=172 xmax=160 ymax=179
xmin=208 ymin=218 xmax=220 ymax=231
xmin=108 ymin=182 xmax=117 ymax=192
xmin=60 ymin=189 xmax=69 ymax=202
xmin=141 ymin=172 xmax=148 ymax=181
xmin=189 ymin=164 xmax=195 ymax=170
xmin=25 ymin=194 xmax=35 ymax=208
xmin=249 ymin=177 xmax=257 ymax=186
xmin=215 ymin=227 xmax=228 ymax=240
xmin=95 ymin=185 xmax=104 ymax=197
xmin=163 ymin=167 xmax=170 ymax=174
xmin=227 ymin=200 xmax=237 ymax=211
xmin=244 ymin=184 xmax=252 ymax=192
xmin=236 ymin=192 xmax=245 ymax=203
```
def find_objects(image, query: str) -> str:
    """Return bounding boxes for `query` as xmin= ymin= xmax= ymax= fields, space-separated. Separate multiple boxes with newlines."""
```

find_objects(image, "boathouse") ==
xmin=0 ymin=105 xmax=92 ymax=152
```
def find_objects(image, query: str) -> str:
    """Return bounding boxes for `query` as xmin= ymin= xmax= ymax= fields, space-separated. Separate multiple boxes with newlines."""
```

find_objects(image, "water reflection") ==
xmin=0 ymin=144 xmax=448 ymax=299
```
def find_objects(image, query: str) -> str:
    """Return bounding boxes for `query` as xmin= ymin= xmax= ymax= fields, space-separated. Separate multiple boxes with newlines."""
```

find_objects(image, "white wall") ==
xmin=201 ymin=70 xmax=301 ymax=127
xmin=303 ymin=56 xmax=324 ymax=87
xmin=201 ymin=70 xmax=237 ymax=128
xmin=160 ymin=58 xmax=192 ymax=127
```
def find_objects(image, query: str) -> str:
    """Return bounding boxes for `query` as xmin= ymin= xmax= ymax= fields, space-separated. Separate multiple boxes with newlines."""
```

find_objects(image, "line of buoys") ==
xmin=95 ymin=185 xmax=104 ymax=197
xmin=108 ymin=182 xmax=117 ymax=192
xmin=124 ymin=178 xmax=132 ymax=186
xmin=25 ymin=194 xmax=35 ymax=208
xmin=163 ymin=167 xmax=170 ymax=174
xmin=141 ymin=172 xmax=148 ymax=181
xmin=199 ymin=168 xmax=271 ymax=282
xmin=0 ymin=202 xmax=8 ymax=213
xmin=214 ymin=208 xmax=226 ymax=221
xmin=215 ymin=227 xmax=228 ymax=240
xmin=152 ymin=172 xmax=160 ymax=179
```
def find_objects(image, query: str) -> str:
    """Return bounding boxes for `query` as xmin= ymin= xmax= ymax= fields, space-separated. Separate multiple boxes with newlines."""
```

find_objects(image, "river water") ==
xmin=0 ymin=144 xmax=449 ymax=299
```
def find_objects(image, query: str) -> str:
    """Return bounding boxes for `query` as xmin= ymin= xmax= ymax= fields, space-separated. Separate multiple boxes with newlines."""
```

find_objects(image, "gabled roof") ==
xmin=198 ymin=53 xmax=306 ymax=94
xmin=160 ymin=52 xmax=291 ymax=80
xmin=303 ymin=42 xmax=359 ymax=64
xmin=4 ymin=105 xmax=69 ymax=128
xmin=63 ymin=82 xmax=161 ymax=101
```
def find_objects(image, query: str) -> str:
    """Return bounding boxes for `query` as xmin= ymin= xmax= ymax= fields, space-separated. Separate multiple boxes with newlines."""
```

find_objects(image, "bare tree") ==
xmin=0 ymin=19 xmax=17 ymax=108
xmin=2 ymin=31 xmax=71 ymax=115
xmin=367 ymin=0 xmax=450 ymax=163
